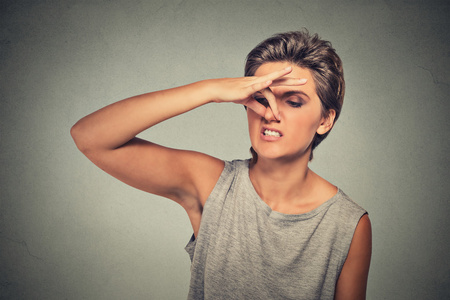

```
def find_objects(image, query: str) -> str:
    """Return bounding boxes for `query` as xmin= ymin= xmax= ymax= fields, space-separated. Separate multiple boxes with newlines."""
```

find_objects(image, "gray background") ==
xmin=1 ymin=0 xmax=449 ymax=299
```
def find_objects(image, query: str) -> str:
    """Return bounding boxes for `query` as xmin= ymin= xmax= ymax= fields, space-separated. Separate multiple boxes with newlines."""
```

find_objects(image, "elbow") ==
xmin=70 ymin=121 xmax=91 ymax=154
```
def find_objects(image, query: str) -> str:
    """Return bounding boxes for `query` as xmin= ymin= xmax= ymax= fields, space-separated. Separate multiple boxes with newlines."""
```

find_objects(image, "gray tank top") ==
xmin=185 ymin=160 xmax=366 ymax=300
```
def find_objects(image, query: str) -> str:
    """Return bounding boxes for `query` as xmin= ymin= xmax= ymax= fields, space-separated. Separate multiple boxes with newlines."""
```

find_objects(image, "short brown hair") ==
xmin=245 ymin=30 xmax=345 ymax=161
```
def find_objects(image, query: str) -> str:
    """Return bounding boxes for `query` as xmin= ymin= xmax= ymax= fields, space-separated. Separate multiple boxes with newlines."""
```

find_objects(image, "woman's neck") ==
xmin=249 ymin=156 xmax=336 ymax=214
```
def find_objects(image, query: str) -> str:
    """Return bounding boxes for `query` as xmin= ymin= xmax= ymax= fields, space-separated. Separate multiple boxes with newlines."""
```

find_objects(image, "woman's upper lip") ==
xmin=261 ymin=127 xmax=283 ymax=136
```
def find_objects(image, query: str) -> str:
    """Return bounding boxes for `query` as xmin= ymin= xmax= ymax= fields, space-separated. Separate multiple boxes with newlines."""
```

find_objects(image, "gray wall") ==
xmin=1 ymin=0 xmax=449 ymax=299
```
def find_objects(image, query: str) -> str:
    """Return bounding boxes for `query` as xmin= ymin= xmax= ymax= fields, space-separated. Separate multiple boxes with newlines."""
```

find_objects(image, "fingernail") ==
xmin=285 ymin=66 xmax=292 ymax=71
xmin=299 ymin=79 xmax=307 ymax=84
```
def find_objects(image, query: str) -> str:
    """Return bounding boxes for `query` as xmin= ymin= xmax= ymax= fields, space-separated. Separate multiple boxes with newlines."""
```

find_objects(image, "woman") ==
xmin=71 ymin=30 xmax=371 ymax=299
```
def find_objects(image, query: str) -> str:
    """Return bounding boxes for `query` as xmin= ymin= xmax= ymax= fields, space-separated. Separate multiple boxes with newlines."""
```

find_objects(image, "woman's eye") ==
xmin=287 ymin=100 xmax=302 ymax=108
xmin=254 ymin=97 xmax=269 ymax=107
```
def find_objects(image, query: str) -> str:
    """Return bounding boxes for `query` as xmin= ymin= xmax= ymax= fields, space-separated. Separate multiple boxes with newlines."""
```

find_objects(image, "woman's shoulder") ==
xmin=333 ymin=189 xmax=366 ymax=215
xmin=201 ymin=158 xmax=252 ymax=207
xmin=309 ymin=170 xmax=366 ymax=215
xmin=217 ymin=158 xmax=251 ymax=180
xmin=211 ymin=159 xmax=249 ymax=185
xmin=227 ymin=158 xmax=250 ymax=168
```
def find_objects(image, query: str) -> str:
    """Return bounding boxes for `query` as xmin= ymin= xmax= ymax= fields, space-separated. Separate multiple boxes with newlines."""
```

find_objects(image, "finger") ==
xmin=248 ymin=79 xmax=272 ymax=94
xmin=261 ymin=88 xmax=279 ymax=121
xmin=259 ymin=66 xmax=293 ymax=83
xmin=246 ymin=99 xmax=268 ymax=118
xmin=271 ymin=77 xmax=307 ymax=87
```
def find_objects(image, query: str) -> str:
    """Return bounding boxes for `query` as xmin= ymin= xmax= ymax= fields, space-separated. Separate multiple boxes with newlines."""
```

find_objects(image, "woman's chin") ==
xmin=252 ymin=144 xmax=312 ymax=163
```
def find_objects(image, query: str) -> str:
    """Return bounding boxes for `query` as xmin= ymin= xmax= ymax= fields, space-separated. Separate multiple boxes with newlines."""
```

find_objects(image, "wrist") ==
xmin=195 ymin=79 xmax=221 ymax=103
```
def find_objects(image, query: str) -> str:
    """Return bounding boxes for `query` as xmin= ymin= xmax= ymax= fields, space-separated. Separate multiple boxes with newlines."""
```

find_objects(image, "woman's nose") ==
xmin=264 ymin=107 xmax=279 ymax=122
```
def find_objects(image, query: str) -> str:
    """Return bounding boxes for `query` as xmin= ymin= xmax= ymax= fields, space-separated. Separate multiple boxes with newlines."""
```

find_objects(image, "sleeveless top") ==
xmin=185 ymin=160 xmax=366 ymax=300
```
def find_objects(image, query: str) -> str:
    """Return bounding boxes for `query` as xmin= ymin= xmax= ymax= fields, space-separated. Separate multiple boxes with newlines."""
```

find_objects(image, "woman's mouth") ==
xmin=263 ymin=129 xmax=281 ymax=137
xmin=261 ymin=128 xmax=282 ymax=141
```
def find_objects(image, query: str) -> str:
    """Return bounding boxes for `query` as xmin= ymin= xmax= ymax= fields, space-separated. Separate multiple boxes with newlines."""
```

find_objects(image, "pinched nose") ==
xmin=264 ymin=107 xmax=279 ymax=122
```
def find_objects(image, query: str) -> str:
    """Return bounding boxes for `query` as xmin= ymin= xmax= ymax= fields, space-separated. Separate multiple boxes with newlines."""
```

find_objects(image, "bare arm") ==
xmin=334 ymin=214 xmax=372 ymax=300
xmin=70 ymin=67 xmax=304 ymax=235
xmin=71 ymin=81 xmax=224 ymax=202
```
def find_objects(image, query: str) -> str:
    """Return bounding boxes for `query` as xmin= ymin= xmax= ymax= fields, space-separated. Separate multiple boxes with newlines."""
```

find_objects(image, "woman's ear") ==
xmin=316 ymin=109 xmax=336 ymax=135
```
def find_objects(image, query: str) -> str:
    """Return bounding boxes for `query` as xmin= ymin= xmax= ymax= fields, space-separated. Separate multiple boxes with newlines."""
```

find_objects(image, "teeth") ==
xmin=264 ymin=129 xmax=281 ymax=137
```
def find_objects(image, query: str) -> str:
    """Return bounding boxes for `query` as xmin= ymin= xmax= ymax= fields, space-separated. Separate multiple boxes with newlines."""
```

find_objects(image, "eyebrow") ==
xmin=253 ymin=90 xmax=311 ymax=100
xmin=280 ymin=90 xmax=311 ymax=100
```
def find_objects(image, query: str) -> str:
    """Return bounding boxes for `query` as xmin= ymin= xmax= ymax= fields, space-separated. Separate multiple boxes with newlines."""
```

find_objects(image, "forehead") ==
xmin=254 ymin=61 xmax=313 ymax=79
xmin=254 ymin=62 xmax=317 ymax=96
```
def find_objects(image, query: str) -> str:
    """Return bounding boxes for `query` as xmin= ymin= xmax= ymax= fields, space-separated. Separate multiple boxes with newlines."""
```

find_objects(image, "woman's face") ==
xmin=247 ymin=61 xmax=332 ymax=163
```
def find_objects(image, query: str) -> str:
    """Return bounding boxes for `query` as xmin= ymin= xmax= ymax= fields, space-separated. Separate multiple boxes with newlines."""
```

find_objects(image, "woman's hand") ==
xmin=206 ymin=66 xmax=307 ymax=120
